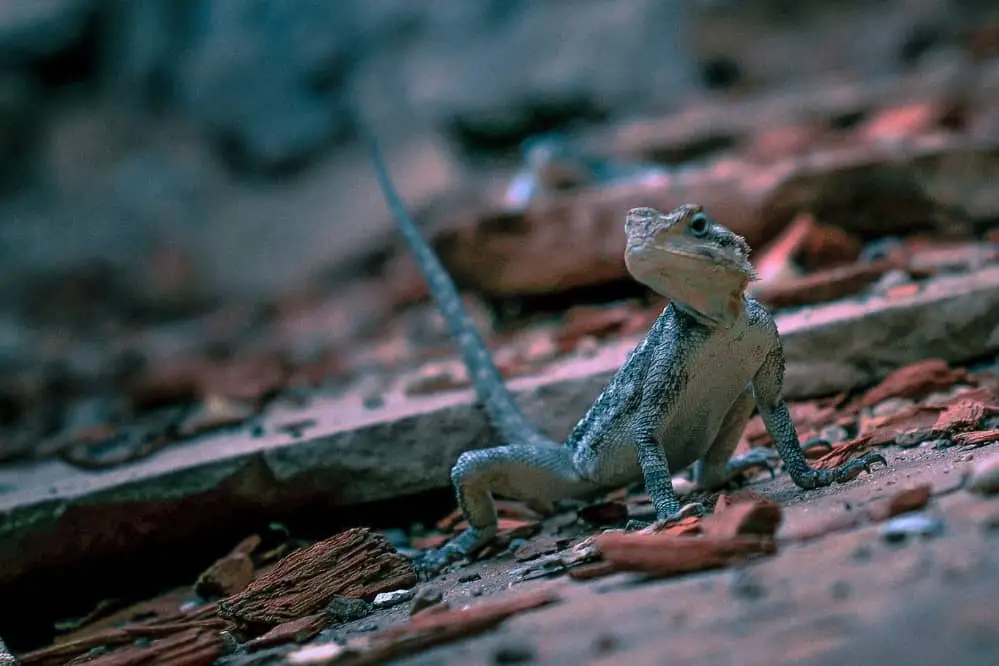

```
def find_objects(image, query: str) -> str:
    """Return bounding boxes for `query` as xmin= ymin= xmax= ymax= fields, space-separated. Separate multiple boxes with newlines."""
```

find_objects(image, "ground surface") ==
xmin=232 ymin=443 xmax=999 ymax=666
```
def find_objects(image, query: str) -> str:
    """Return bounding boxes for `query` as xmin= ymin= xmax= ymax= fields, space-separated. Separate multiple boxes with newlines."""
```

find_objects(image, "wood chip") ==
xmin=219 ymin=528 xmax=415 ymax=629
xmin=245 ymin=613 xmax=329 ymax=652
xmin=953 ymin=430 xmax=999 ymax=448
xmin=594 ymin=532 xmax=776 ymax=578
xmin=700 ymin=500 xmax=783 ymax=539
xmin=194 ymin=552 xmax=254 ymax=598
xmin=813 ymin=435 xmax=875 ymax=471
xmin=866 ymin=484 xmax=932 ymax=522
xmin=336 ymin=590 xmax=560 ymax=665
xmin=855 ymin=359 xmax=966 ymax=409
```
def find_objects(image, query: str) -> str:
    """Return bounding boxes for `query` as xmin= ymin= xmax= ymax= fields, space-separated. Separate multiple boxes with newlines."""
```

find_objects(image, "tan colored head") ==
xmin=624 ymin=204 xmax=758 ymax=324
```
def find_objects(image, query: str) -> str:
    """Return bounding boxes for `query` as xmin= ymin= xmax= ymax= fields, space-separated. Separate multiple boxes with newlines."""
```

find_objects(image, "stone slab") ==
xmin=2 ymin=267 xmax=999 ymax=586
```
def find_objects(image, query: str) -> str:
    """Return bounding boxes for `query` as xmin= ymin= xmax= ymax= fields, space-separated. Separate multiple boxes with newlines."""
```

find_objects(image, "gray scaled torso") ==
xmin=566 ymin=297 xmax=776 ymax=487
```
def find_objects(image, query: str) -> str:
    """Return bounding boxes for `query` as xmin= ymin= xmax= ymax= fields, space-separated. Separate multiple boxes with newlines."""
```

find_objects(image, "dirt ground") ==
xmin=269 ymin=444 xmax=999 ymax=666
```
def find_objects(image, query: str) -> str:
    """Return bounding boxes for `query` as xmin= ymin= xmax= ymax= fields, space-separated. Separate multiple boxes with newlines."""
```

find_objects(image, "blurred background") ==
xmin=0 ymin=0 xmax=991 ymax=311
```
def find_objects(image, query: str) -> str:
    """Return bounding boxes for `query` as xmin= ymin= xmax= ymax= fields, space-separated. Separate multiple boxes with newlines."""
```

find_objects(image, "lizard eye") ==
xmin=689 ymin=213 xmax=709 ymax=237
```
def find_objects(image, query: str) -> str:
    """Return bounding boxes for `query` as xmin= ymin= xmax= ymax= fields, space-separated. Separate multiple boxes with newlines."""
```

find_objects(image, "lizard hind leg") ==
xmin=420 ymin=443 xmax=601 ymax=575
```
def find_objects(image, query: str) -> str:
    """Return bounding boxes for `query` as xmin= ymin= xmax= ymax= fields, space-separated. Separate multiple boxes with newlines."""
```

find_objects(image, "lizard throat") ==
xmin=626 ymin=249 xmax=749 ymax=327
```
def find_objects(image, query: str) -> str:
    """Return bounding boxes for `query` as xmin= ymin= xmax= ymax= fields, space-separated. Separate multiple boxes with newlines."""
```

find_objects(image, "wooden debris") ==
xmin=335 ymin=590 xmax=560 ymax=666
xmin=866 ymin=484 xmax=933 ymax=522
xmin=21 ymin=621 xmax=228 ymax=666
xmin=813 ymin=435 xmax=875 ymax=471
xmin=932 ymin=398 xmax=994 ymax=434
xmin=594 ymin=532 xmax=776 ymax=578
xmin=700 ymin=499 xmax=783 ymax=539
xmin=244 ymin=613 xmax=329 ymax=652
xmin=195 ymin=534 xmax=260 ymax=598
xmin=219 ymin=528 xmax=416 ymax=629
xmin=855 ymin=359 xmax=967 ymax=409
xmin=953 ymin=430 xmax=999 ymax=448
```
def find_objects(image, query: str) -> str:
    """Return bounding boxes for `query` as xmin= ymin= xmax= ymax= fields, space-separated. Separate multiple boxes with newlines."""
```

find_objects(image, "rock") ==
xmin=880 ymin=513 xmax=945 ymax=543
xmin=373 ymin=588 xmax=415 ymax=609
xmin=969 ymin=453 xmax=999 ymax=495
xmin=326 ymin=596 xmax=372 ymax=624
xmin=409 ymin=586 xmax=444 ymax=615
xmin=4 ymin=266 xmax=999 ymax=620
xmin=287 ymin=642 xmax=349 ymax=665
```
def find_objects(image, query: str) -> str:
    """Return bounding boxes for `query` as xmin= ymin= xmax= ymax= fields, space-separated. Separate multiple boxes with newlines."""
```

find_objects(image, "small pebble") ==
xmin=729 ymin=570 xmax=767 ymax=600
xmin=471 ymin=586 xmax=485 ymax=597
xmin=373 ymin=589 xmax=415 ymax=609
xmin=819 ymin=425 xmax=848 ymax=444
xmin=410 ymin=585 xmax=444 ymax=615
xmin=362 ymin=394 xmax=385 ymax=409
xmin=458 ymin=572 xmax=482 ymax=583
xmin=492 ymin=641 xmax=535 ymax=664
xmin=895 ymin=428 xmax=931 ymax=448
xmin=830 ymin=580 xmax=850 ymax=600
xmin=872 ymin=397 xmax=915 ymax=418
xmin=880 ymin=513 xmax=944 ymax=543
xmin=355 ymin=623 xmax=378 ymax=633
xmin=852 ymin=544 xmax=873 ymax=561
xmin=288 ymin=643 xmax=347 ymax=665
xmin=593 ymin=633 xmax=619 ymax=655
xmin=968 ymin=453 xmax=999 ymax=496
xmin=327 ymin=596 xmax=372 ymax=622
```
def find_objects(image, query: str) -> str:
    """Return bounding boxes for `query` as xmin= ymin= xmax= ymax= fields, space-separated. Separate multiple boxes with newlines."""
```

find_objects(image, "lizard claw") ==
xmin=415 ymin=527 xmax=494 ymax=579
xmin=829 ymin=451 xmax=889 ymax=483
xmin=725 ymin=447 xmax=781 ymax=480
xmin=627 ymin=502 xmax=707 ymax=532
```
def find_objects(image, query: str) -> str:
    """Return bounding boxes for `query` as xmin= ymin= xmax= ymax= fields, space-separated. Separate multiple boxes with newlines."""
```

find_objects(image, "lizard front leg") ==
xmin=421 ymin=443 xmax=600 ymax=575
xmin=752 ymin=346 xmax=886 ymax=489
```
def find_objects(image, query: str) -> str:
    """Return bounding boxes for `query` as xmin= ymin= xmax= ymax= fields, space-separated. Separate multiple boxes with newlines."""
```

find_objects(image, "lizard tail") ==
xmin=366 ymin=131 xmax=552 ymax=446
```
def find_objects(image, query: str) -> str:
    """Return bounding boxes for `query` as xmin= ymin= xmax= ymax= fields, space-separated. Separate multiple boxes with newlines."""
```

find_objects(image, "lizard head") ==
xmin=624 ymin=204 xmax=758 ymax=325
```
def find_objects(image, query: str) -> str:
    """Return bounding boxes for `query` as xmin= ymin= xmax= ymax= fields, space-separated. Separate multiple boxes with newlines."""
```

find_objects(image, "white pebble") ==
xmin=373 ymin=588 xmax=415 ymax=608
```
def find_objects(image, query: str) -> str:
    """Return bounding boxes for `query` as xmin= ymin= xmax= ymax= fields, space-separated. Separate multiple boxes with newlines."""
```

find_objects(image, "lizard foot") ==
xmin=792 ymin=451 xmax=888 ymax=490
xmin=625 ymin=502 xmax=706 ymax=532
xmin=725 ymin=447 xmax=781 ymax=481
xmin=415 ymin=527 xmax=494 ymax=580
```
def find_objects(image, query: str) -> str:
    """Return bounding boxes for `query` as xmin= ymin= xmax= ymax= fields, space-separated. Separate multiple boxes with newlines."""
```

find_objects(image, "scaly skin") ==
xmin=368 ymin=138 xmax=886 ymax=574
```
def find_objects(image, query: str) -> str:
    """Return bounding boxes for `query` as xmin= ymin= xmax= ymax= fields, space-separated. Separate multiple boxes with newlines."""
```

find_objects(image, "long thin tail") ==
xmin=366 ymin=132 xmax=550 ymax=446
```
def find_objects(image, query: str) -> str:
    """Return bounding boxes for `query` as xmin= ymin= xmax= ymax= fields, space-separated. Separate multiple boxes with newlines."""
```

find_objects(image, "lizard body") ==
xmin=368 ymin=136 xmax=886 ymax=573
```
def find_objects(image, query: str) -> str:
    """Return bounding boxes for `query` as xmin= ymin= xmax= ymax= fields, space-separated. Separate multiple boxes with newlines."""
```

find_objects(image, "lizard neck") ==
xmin=661 ymin=273 xmax=749 ymax=329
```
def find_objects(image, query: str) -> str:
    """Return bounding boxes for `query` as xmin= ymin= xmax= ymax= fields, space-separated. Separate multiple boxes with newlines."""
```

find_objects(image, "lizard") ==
xmin=367 ymin=134 xmax=887 ymax=574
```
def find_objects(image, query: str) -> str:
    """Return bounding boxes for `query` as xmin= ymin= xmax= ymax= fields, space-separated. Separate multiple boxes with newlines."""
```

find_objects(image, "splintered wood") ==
xmin=309 ymin=589 xmax=561 ymax=666
xmin=219 ymin=528 xmax=416 ymax=628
